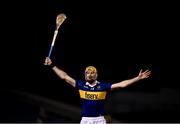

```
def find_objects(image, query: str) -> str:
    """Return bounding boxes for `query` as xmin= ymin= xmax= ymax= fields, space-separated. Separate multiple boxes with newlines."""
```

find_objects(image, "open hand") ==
xmin=138 ymin=69 xmax=151 ymax=79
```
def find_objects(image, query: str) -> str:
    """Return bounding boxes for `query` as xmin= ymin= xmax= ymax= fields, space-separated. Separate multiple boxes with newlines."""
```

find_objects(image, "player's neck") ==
xmin=88 ymin=80 xmax=95 ymax=84
xmin=86 ymin=80 xmax=97 ymax=87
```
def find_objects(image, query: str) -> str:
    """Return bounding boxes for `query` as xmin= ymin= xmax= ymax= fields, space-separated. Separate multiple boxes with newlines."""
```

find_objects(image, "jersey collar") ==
xmin=86 ymin=80 xmax=100 ymax=87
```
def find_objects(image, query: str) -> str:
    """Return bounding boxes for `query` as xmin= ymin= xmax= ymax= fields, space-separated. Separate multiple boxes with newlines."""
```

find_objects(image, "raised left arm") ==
xmin=111 ymin=69 xmax=151 ymax=90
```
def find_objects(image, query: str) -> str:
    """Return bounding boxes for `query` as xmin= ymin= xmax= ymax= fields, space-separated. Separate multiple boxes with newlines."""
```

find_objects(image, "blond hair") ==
xmin=85 ymin=66 xmax=97 ymax=73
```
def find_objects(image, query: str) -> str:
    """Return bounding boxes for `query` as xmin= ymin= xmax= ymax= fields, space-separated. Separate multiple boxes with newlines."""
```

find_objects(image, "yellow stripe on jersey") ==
xmin=79 ymin=90 xmax=107 ymax=100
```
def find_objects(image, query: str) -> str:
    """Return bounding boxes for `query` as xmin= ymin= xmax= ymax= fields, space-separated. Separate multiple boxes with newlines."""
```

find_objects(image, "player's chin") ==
xmin=86 ymin=78 xmax=95 ymax=82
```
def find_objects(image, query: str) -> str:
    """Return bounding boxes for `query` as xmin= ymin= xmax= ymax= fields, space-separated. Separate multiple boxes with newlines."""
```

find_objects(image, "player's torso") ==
xmin=76 ymin=80 xmax=111 ymax=117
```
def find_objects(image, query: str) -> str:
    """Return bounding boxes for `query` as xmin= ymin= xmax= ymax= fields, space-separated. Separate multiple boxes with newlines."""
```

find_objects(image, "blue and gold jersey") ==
xmin=76 ymin=80 xmax=112 ymax=117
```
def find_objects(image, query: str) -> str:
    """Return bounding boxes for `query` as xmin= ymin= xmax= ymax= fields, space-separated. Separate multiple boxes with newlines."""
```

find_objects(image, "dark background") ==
xmin=0 ymin=0 xmax=180 ymax=123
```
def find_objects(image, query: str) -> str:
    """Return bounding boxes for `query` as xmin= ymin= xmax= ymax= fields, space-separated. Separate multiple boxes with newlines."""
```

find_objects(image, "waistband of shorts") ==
xmin=82 ymin=116 xmax=105 ymax=120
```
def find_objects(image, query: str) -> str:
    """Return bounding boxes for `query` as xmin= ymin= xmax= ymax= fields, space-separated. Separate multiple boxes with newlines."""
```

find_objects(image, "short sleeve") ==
xmin=104 ymin=82 xmax=112 ymax=91
xmin=75 ymin=80 xmax=84 ymax=89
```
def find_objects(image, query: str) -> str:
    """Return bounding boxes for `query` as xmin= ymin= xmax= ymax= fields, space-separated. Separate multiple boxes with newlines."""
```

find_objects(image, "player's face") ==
xmin=85 ymin=70 xmax=97 ymax=82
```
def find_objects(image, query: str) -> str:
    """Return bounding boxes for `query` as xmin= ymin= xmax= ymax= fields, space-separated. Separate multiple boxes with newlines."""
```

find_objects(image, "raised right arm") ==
xmin=44 ymin=57 xmax=76 ymax=87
